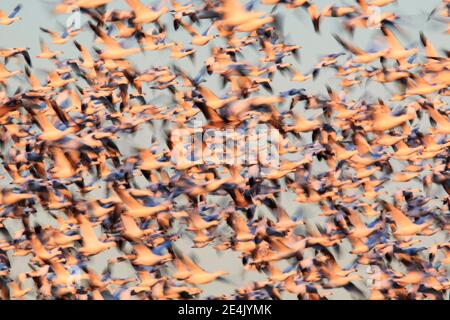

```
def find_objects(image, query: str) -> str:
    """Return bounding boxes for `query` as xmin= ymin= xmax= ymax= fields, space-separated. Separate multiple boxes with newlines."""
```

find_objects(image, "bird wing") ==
xmin=222 ymin=0 xmax=246 ymax=14
xmin=269 ymin=238 xmax=293 ymax=254
xmin=40 ymin=27 xmax=58 ymax=38
xmin=199 ymin=85 xmax=220 ymax=103
xmin=78 ymin=215 xmax=102 ymax=244
xmin=232 ymin=213 xmax=251 ymax=235
xmin=189 ymin=210 xmax=208 ymax=228
xmin=39 ymin=38 xmax=50 ymax=52
xmin=180 ymin=254 xmax=205 ymax=273
xmin=114 ymin=186 xmax=143 ymax=210
xmin=126 ymin=0 xmax=151 ymax=14
xmin=134 ymin=243 xmax=158 ymax=260
xmin=349 ymin=210 xmax=369 ymax=232
xmin=276 ymin=207 xmax=294 ymax=224
xmin=89 ymin=22 xmax=122 ymax=49
xmin=381 ymin=27 xmax=404 ymax=51
xmin=320 ymin=247 xmax=343 ymax=275
xmin=382 ymin=201 xmax=414 ymax=229
xmin=357 ymin=0 xmax=369 ymax=15
xmin=51 ymin=147 xmax=73 ymax=170
xmin=0 ymin=63 xmax=7 ymax=73
xmin=74 ymin=41 xmax=94 ymax=65
xmin=32 ymin=112 xmax=56 ymax=132
xmin=420 ymin=32 xmax=439 ymax=58
xmin=424 ymin=105 xmax=450 ymax=127
xmin=8 ymin=5 xmax=22 ymax=18
xmin=180 ymin=20 xmax=199 ymax=36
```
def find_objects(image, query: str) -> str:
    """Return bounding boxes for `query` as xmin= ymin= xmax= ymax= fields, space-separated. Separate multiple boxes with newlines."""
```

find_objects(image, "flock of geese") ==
xmin=0 ymin=0 xmax=449 ymax=300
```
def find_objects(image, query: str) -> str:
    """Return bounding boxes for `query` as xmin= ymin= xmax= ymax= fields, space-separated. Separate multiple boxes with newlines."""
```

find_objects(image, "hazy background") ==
xmin=0 ymin=0 xmax=448 ymax=299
